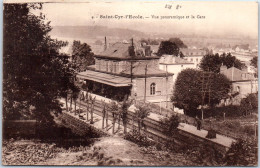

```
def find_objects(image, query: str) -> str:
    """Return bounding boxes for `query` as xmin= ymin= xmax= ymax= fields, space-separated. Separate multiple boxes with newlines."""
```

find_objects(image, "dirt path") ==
xmin=39 ymin=136 xmax=195 ymax=166
xmin=3 ymin=136 xmax=195 ymax=166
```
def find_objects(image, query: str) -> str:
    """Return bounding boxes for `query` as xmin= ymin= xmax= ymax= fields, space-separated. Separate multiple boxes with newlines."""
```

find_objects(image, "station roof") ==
xmin=95 ymin=42 xmax=160 ymax=60
xmin=77 ymin=70 xmax=132 ymax=87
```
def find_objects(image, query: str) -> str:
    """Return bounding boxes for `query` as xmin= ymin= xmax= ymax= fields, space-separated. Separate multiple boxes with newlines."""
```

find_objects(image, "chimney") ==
xmin=131 ymin=38 xmax=134 ymax=47
xmin=104 ymin=36 xmax=107 ymax=50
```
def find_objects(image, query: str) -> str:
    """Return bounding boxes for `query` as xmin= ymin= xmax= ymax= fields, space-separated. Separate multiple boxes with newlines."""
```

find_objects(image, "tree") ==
xmin=101 ymin=101 xmax=106 ymax=129
xmin=200 ymin=53 xmax=245 ymax=73
xmin=172 ymin=69 xmax=231 ymax=116
xmin=224 ymin=139 xmax=257 ymax=166
xmin=89 ymin=95 xmax=96 ymax=124
xmin=169 ymin=38 xmax=188 ymax=48
xmin=220 ymin=53 xmax=245 ymax=70
xmin=109 ymin=101 xmax=119 ymax=134
xmin=240 ymin=93 xmax=258 ymax=116
xmin=3 ymin=4 xmax=77 ymax=130
xmin=72 ymin=40 xmax=95 ymax=72
xmin=157 ymin=41 xmax=180 ymax=56
xmin=199 ymin=53 xmax=222 ymax=73
xmin=120 ymin=98 xmax=133 ymax=134
xmin=250 ymin=57 xmax=258 ymax=76
xmin=134 ymin=104 xmax=150 ymax=134
xmin=250 ymin=56 xmax=257 ymax=69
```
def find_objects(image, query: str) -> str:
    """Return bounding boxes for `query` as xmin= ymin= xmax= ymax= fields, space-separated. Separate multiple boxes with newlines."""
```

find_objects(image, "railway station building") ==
xmin=76 ymin=41 xmax=174 ymax=108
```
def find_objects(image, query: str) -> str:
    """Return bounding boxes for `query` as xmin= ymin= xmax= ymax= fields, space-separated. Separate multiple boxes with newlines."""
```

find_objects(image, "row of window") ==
xmin=182 ymin=52 xmax=206 ymax=56
xmin=184 ymin=58 xmax=201 ymax=62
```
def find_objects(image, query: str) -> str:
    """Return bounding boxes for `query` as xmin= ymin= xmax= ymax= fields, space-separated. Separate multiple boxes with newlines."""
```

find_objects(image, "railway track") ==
xmin=64 ymin=99 xmax=230 ymax=153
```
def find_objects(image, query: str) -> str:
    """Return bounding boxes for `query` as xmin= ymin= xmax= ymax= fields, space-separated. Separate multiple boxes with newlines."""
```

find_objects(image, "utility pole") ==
xmin=201 ymin=72 xmax=205 ymax=120
xmin=166 ymin=65 xmax=168 ymax=109
xmin=131 ymin=61 xmax=133 ymax=83
xmin=131 ymin=38 xmax=134 ymax=83
xmin=144 ymin=64 xmax=148 ymax=102
xmin=201 ymin=70 xmax=212 ymax=120
xmin=104 ymin=36 xmax=107 ymax=51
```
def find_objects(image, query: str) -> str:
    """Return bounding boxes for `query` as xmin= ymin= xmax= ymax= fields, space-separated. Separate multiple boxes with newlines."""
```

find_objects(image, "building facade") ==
xmin=220 ymin=65 xmax=258 ymax=105
xmin=159 ymin=55 xmax=196 ymax=84
xmin=77 ymin=42 xmax=173 ymax=108
xmin=180 ymin=48 xmax=207 ymax=68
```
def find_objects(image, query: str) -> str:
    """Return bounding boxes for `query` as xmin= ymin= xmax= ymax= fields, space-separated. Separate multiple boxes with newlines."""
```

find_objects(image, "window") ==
xmin=113 ymin=61 xmax=117 ymax=73
xmin=150 ymin=83 xmax=156 ymax=95
xmin=190 ymin=58 xmax=193 ymax=62
xmin=196 ymin=58 xmax=198 ymax=62
xmin=106 ymin=61 xmax=108 ymax=72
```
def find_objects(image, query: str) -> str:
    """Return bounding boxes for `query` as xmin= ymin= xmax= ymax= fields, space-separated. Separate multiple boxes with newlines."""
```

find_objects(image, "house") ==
xmin=159 ymin=55 xmax=196 ymax=84
xmin=76 ymin=40 xmax=174 ymax=108
xmin=180 ymin=48 xmax=207 ymax=68
xmin=220 ymin=65 xmax=258 ymax=105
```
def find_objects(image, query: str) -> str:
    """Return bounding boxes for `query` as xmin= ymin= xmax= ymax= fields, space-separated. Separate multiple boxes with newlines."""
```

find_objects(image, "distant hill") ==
xmin=50 ymin=26 xmax=146 ymax=39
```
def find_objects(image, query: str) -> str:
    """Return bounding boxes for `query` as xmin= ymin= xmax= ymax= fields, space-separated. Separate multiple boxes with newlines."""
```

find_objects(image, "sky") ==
xmin=37 ymin=1 xmax=258 ymax=38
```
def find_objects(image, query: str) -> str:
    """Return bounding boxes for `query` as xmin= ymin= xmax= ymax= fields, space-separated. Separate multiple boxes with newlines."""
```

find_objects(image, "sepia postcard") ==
xmin=2 ymin=0 xmax=258 ymax=166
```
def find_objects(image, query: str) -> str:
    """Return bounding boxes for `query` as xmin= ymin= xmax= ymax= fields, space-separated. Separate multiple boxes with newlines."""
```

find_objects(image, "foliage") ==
xmin=134 ymin=104 xmax=150 ymax=133
xmin=203 ymin=105 xmax=242 ymax=118
xmin=72 ymin=40 xmax=95 ymax=72
xmin=120 ymin=98 xmax=133 ymax=124
xmin=3 ymin=4 xmax=77 ymax=126
xmin=250 ymin=56 xmax=258 ymax=76
xmin=160 ymin=115 xmax=180 ymax=137
xmin=109 ymin=101 xmax=119 ymax=115
xmin=240 ymin=93 xmax=258 ymax=116
xmin=157 ymin=41 xmax=180 ymax=56
xmin=185 ymin=144 xmax=224 ymax=166
xmin=124 ymin=129 xmax=154 ymax=147
xmin=199 ymin=53 xmax=222 ymax=73
xmin=250 ymin=56 xmax=257 ymax=69
xmin=200 ymin=53 xmax=245 ymax=73
xmin=224 ymin=139 xmax=257 ymax=166
xmin=172 ymin=69 xmax=231 ymax=116
xmin=134 ymin=104 xmax=150 ymax=121
xmin=169 ymin=38 xmax=188 ymax=48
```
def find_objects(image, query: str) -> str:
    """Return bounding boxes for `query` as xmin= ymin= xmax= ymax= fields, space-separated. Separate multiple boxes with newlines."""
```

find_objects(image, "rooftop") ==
xmin=159 ymin=55 xmax=194 ymax=65
xmin=120 ymin=61 xmax=174 ymax=77
xmin=95 ymin=42 xmax=160 ymax=60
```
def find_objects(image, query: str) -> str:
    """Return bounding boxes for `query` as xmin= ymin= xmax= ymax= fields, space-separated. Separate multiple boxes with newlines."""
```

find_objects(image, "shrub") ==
xmin=224 ymin=120 xmax=240 ymax=129
xmin=185 ymin=144 xmax=224 ymax=166
xmin=243 ymin=125 xmax=256 ymax=136
xmin=224 ymin=139 xmax=257 ymax=166
xmin=240 ymin=93 xmax=258 ymax=116
xmin=124 ymin=129 xmax=154 ymax=147
xmin=159 ymin=114 xmax=180 ymax=137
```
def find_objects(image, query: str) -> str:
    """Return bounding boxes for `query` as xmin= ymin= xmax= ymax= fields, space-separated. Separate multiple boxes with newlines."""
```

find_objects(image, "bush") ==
xmin=124 ymin=129 xmax=154 ymax=147
xmin=242 ymin=125 xmax=256 ymax=136
xmin=240 ymin=93 xmax=258 ymax=116
xmin=224 ymin=120 xmax=240 ymax=129
xmin=185 ymin=144 xmax=224 ymax=166
xmin=203 ymin=105 xmax=242 ymax=119
xmin=160 ymin=115 xmax=180 ymax=137
xmin=224 ymin=139 xmax=257 ymax=166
